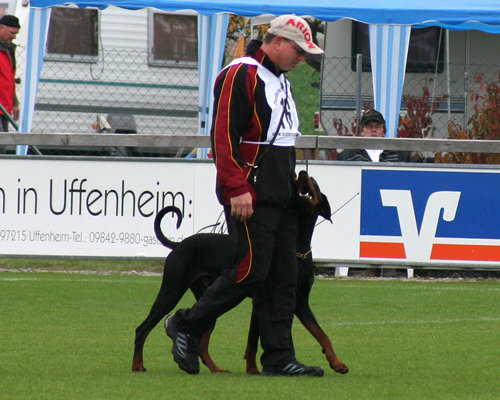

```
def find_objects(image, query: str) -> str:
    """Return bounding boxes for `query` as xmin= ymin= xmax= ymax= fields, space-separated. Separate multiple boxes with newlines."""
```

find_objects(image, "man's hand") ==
xmin=12 ymin=106 xmax=19 ymax=121
xmin=230 ymin=192 xmax=254 ymax=221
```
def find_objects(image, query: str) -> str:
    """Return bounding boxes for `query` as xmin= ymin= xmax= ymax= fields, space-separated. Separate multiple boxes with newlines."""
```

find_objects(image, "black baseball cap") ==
xmin=361 ymin=110 xmax=385 ymax=126
xmin=0 ymin=15 xmax=21 ymax=29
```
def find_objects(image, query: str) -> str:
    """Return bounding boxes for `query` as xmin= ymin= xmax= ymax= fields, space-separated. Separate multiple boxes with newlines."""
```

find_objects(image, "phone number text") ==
xmin=0 ymin=229 xmax=164 ymax=248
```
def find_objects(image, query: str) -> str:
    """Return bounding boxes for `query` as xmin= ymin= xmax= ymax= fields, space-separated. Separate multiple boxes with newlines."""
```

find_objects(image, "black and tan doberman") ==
xmin=132 ymin=170 xmax=348 ymax=375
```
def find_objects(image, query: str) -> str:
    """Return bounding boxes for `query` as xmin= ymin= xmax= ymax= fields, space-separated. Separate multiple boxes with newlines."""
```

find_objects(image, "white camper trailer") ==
xmin=7 ymin=3 xmax=200 ymax=148
xmin=5 ymin=3 xmax=498 ymax=143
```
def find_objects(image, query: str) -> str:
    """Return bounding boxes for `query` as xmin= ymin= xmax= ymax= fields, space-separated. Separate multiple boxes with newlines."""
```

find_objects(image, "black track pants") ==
xmin=177 ymin=203 xmax=298 ymax=367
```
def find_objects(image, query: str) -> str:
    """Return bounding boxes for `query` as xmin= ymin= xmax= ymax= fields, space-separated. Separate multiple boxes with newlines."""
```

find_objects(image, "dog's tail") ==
xmin=154 ymin=206 xmax=183 ymax=250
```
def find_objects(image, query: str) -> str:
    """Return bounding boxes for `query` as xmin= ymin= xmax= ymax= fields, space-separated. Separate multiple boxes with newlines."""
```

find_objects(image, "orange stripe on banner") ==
xmin=360 ymin=242 xmax=406 ymax=259
xmin=431 ymin=244 xmax=500 ymax=262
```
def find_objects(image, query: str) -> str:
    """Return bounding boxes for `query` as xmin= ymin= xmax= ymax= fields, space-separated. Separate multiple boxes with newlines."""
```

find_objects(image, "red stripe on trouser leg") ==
xmin=236 ymin=251 xmax=252 ymax=282
xmin=236 ymin=221 xmax=252 ymax=282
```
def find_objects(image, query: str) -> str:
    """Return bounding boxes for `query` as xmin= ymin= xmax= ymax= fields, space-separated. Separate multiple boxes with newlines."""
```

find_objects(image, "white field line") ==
xmin=0 ymin=275 xmax=161 ymax=283
xmin=2 ymin=274 xmax=498 ymax=327
xmin=1 ymin=273 xmax=499 ymax=291
xmin=319 ymin=316 xmax=500 ymax=328
xmin=316 ymin=280 xmax=500 ymax=292
xmin=0 ymin=268 xmax=161 ymax=282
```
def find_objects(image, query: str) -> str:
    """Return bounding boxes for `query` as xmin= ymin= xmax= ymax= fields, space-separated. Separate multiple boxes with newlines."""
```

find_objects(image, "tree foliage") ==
xmin=435 ymin=71 xmax=500 ymax=164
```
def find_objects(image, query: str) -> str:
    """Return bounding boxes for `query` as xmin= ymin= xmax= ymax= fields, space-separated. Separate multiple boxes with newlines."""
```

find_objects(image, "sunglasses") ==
xmin=281 ymin=37 xmax=307 ymax=56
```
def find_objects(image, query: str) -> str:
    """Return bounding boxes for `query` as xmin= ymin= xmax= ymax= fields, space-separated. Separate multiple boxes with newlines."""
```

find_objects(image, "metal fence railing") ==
xmin=320 ymin=56 xmax=500 ymax=138
xmin=5 ymin=49 xmax=499 ymax=158
xmin=2 ymin=133 xmax=499 ymax=158
xmin=10 ymin=48 xmax=200 ymax=156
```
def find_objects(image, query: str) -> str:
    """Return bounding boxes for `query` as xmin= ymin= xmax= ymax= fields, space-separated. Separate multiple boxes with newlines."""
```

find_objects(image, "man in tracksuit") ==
xmin=166 ymin=15 xmax=325 ymax=376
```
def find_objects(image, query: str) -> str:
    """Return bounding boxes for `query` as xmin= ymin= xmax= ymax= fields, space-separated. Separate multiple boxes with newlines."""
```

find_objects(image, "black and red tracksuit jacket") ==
xmin=210 ymin=40 xmax=298 ymax=208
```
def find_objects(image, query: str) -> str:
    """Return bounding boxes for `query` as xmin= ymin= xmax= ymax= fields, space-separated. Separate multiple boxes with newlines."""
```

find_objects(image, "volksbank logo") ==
xmin=369 ymin=190 xmax=461 ymax=261
xmin=359 ymin=169 xmax=500 ymax=263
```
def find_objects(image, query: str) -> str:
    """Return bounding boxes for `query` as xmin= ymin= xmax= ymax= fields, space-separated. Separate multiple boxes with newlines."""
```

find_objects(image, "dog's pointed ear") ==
xmin=319 ymin=193 xmax=332 ymax=223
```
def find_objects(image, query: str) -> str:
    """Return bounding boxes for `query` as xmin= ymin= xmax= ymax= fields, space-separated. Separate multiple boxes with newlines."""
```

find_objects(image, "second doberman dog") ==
xmin=132 ymin=170 xmax=348 ymax=375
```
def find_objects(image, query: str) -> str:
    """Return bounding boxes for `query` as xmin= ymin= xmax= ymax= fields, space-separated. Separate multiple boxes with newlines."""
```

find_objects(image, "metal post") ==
xmin=463 ymin=31 xmax=470 ymax=128
xmin=355 ymin=53 xmax=363 ymax=134
xmin=445 ymin=30 xmax=451 ymax=120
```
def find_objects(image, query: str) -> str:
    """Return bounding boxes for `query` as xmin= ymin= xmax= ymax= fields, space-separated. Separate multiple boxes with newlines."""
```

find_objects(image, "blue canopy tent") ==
xmin=18 ymin=0 xmax=500 ymax=154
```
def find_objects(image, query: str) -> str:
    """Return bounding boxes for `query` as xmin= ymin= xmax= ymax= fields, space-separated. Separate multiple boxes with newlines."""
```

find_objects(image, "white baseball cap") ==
xmin=268 ymin=14 xmax=324 ymax=55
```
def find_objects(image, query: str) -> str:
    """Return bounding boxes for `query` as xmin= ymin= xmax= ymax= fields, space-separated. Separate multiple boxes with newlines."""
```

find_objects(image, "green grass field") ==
xmin=0 ymin=270 xmax=498 ymax=400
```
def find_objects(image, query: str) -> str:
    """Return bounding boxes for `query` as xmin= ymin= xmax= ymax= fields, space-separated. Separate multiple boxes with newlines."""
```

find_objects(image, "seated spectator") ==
xmin=337 ymin=110 xmax=410 ymax=162
xmin=337 ymin=109 xmax=411 ymax=278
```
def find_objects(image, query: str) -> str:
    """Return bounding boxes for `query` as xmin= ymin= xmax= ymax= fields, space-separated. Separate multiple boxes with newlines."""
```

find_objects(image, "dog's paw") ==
xmin=211 ymin=367 xmax=231 ymax=373
xmin=332 ymin=360 xmax=349 ymax=374
xmin=132 ymin=364 xmax=147 ymax=372
xmin=246 ymin=367 xmax=261 ymax=375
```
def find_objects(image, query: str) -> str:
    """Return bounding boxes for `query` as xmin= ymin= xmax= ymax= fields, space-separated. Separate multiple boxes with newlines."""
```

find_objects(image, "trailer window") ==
xmin=351 ymin=22 xmax=445 ymax=73
xmin=45 ymin=7 xmax=98 ymax=62
xmin=148 ymin=11 xmax=198 ymax=68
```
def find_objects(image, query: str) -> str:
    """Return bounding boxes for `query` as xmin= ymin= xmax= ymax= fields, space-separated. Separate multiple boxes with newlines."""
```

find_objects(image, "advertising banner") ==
xmin=1 ymin=157 xmax=499 ymax=268
xmin=0 ymin=158 xmax=222 ymax=257
xmin=295 ymin=164 xmax=500 ymax=267
xmin=358 ymin=168 xmax=500 ymax=264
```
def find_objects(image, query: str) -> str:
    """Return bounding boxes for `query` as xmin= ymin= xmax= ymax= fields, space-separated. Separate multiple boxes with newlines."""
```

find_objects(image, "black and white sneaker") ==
xmin=164 ymin=314 xmax=200 ymax=375
xmin=262 ymin=360 xmax=324 ymax=377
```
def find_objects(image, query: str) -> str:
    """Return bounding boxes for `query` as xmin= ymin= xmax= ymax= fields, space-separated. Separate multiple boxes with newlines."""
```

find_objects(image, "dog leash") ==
xmin=296 ymin=248 xmax=312 ymax=260
xmin=242 ymin=78 xmax=290 ymax=170
xmin=298 ymin=193 xmax=360 ymax=260
xmin=315 ymin=192 xmax=360 ymax=227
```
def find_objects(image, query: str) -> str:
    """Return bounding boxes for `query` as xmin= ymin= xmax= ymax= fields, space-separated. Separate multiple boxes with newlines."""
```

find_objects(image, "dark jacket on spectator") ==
xmin=337 ymin=148 xmax=410 ymax=162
